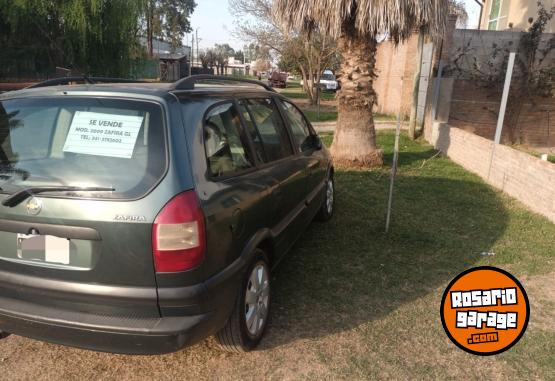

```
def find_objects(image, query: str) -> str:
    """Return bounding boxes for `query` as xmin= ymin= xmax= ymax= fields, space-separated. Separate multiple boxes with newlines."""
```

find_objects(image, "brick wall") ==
xmin=373 ymin=34 xmax=418 ymax=117
xmin=428 ymin=123 xmax=555 ymax=223
xmin=448 ymin=80 xmax=555 ymax=149
xmin=373 ymin=15 xmax=457 ymax=119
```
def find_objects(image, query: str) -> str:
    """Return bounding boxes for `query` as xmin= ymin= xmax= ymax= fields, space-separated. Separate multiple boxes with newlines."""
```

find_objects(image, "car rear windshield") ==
xmin=0 ymin=97 xmax=167 ymax=199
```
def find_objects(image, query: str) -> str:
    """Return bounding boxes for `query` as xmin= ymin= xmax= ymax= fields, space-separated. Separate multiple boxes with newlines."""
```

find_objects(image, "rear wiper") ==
xmin=0 ymin=167 xmax=30 ymax=181
xmin=1 ymin=186 xmax=115 ymax=207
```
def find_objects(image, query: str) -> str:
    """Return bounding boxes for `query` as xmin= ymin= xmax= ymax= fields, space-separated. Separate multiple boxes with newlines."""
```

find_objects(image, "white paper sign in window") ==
xmin=63 ymin=111 xmax=144 ymax=159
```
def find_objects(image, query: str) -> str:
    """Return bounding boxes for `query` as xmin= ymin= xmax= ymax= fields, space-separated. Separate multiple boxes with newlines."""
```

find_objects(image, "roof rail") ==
xmin=27 ymin=76 xmax=146 ymax=89
xmin=170 ymin=75 xmax=275 ymax=92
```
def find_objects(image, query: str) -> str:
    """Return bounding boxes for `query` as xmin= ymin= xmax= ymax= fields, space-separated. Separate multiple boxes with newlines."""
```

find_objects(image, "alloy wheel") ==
xmin=244 ymin=263 xmax=270 ymax=336
xmin=326 ymin=179 xmax=334 ymax=214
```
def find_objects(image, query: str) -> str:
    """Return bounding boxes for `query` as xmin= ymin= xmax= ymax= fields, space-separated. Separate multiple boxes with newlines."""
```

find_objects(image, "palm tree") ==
xmin=274 ymin=0 xmax=448 ymax=167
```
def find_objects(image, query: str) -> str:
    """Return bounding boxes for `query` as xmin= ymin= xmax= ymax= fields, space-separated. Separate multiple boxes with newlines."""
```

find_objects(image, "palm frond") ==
xmin=273 ymin=0 xmax=449 ymax=43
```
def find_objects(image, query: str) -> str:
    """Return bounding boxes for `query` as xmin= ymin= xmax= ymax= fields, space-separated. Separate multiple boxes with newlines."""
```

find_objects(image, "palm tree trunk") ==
xmin=331 ymin=35 xmax=383 ymax=167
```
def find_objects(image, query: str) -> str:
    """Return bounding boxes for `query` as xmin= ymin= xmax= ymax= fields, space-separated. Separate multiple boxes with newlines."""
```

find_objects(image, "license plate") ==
xmin=17 ymin=234 xmax=70 ymax=265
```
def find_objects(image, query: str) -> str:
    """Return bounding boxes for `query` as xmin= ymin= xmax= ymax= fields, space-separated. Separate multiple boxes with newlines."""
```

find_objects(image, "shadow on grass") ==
xmin=262 ymin=169 xmax=509 ymax=348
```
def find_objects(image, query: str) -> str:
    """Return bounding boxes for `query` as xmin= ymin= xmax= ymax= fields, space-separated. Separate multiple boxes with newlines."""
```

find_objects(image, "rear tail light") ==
xmin=152 ymin=191 xmax=206 ymax=272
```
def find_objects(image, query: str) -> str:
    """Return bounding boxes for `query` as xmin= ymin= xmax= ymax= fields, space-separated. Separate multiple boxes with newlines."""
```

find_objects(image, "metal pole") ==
xmin=487 ymin=52 xmax=516 ymax=180
xmin=195 ymin=28 xmax=200 ymax=71
xmin=189 ymin=34 xmax=193 ymax=77
xmin=317 ymin=85 xmax=320 ymax=121
xmin=385 ymin=109 xmax=402 ymax=233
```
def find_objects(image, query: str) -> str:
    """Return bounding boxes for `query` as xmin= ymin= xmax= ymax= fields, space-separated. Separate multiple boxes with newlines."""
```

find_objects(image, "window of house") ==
xmin=488 ymin=0 xmax=504 ymax=30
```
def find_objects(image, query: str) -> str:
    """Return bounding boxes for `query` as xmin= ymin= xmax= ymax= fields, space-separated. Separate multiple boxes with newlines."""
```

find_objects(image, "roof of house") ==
xmin=159 ymin=53 xmax=189 ymax=61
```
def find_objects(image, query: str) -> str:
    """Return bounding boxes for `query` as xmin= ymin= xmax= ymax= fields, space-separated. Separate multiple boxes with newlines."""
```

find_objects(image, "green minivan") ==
xmin=0 ymin=76 xmax=334 ymax=354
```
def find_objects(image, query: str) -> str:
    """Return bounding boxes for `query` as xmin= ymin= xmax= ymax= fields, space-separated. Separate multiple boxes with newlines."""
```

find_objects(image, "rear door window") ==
xmin=204 ymin=103 xmax=253 ymax=177
xmin=237 ymin=99 xmax=266 ymax=163
xmin=278 ymin=100 xmax=313 ymax=152
xmin=239 ymin=98 xmax=293 ymax=163
xmin=0 ymin=97 xmax=167 ymax=199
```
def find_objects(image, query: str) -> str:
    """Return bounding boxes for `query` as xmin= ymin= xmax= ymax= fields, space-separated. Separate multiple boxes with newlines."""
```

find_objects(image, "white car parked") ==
xmin=300 ymin=70 xmax=339 ymax=92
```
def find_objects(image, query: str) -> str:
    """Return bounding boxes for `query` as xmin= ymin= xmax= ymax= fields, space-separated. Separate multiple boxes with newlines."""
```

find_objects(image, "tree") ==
xmin=278 ymin=53 xmax=298 ymax=74
xmin=144 ymin=0 xmax=196 ymax=56
xmin=274 ymin=0 xmax=448 ymax=167
xmin=230 ymin=0 xmax=339 ymax=105
xmin=0 ymin=0 xmax=145 ymax=78
xmin=234 ymin=50 xmax=245 ymax=62
xmin=199 ymin=49 xmax=216 ymax=70
xmin=450 ymin=0 xmax=469 ymax=28
xmin=252 ymin=58 xmax=272 ymax=73
xmin=279 ymin=33 xmax=339 ymax=103
xmin=214 ymin=43 xmax=235 ymax=75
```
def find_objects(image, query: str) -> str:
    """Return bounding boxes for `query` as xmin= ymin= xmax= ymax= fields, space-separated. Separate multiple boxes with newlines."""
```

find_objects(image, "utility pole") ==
xmin=189 ymin=33 xmax=194 ymax=76
xmin=195 ymin=28 xmax=200 ymax=71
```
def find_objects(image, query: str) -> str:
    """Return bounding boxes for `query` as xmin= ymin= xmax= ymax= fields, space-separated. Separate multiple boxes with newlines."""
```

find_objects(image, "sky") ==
xmin=463 ymin=0 xmax=482 ymax=29
xmin=187 ymin=0 xmax=483 ymax=51
xmin=188 ymin=0 xmax=244 ymax=51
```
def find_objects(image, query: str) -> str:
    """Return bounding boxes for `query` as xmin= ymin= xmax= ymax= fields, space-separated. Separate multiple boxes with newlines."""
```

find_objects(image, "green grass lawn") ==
xmin=302 ymin=109 xmax=338 ymax=122
xmin=1 ymin=132 xmax=552 ymax=380
xmin=277 ymin=84 xmax=400 ymax=123
xmin=266 ymin=131 xmax=555 ymax=379
xmin=275 ymin=85 xmax=399 ymax=123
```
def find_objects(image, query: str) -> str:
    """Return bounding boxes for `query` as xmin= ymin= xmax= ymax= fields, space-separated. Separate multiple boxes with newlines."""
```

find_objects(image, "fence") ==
xmin=422 ymin=24 xmax=555 ymax=223
xmin=130 ymin=59 xmax=160 ymax=79
xmin=0 ymin=58 xmax=161 ymax=82
xmin=443 ymin=29 xmax=555 ymax=151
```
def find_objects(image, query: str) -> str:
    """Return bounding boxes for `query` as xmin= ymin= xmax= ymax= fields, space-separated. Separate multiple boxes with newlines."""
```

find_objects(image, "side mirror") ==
xmin=311 ymin=134 xmax=322 ymax=150
xmin=301 ymin=134 xmax=322 ymax=151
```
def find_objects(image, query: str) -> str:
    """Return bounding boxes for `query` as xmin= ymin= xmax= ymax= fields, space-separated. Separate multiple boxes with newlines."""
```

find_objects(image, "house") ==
xmin=478 ymin=0 xmax=555 ymax=32
xmin=139 ymin=37 xmax=191 ymax=57
xmin=138 ymin=37 xmax=192 ymax=80
xmin=159 ymin=53 xmax=190 ymax=81
xmin=222 ymin=57 xmax=249 ymax=76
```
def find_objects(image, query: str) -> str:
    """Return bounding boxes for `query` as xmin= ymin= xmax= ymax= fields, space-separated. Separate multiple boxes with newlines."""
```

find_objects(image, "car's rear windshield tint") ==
xmin=0 ymin=97 xmax=167 ymax=200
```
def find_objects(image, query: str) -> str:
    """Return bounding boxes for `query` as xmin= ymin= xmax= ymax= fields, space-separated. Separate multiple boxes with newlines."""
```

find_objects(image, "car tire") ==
xmin=316 ymin=174 xmax=334 ymax=222
xmin=215 ymin=249 xmax=271 ymax=352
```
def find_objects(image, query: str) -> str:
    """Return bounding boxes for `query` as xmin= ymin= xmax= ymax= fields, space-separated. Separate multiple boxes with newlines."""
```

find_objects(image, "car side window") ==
xmin=239 ymin=98 xmax=293 ymax=162
xmin=237 ymin=100 xmax=267 ymax=163
xmin=204 ymin=103 xmax=253 ymax=177
xmin=278 ymin=100 xmax=313 ymax=152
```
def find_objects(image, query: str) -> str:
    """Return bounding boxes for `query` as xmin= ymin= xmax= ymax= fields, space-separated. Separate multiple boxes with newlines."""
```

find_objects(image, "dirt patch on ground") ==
xmin=520 ymin=272 xmax=555 ymax=333
xmin=0 ymin=275 xmax=552 ymax=381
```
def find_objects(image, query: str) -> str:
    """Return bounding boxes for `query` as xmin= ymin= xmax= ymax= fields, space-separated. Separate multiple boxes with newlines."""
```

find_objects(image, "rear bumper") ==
xmin=0 ymin=254 xmax=247 ymax=354
xmin=0 ymin=295 xmax=215 ymax=354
